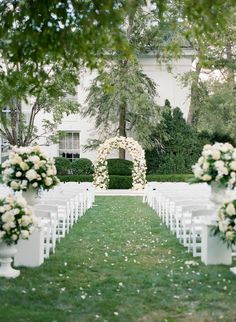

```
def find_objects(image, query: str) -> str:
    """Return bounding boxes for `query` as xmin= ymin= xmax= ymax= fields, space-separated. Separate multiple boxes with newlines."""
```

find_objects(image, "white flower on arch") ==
xmin=93 ymin=136 xmax=147 ymax=190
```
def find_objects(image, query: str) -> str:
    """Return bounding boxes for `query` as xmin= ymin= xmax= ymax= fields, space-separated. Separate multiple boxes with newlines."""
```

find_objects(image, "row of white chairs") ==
xmin=143 ymin=182 xmax=216 ymax=257
xmin=32 ymin=182 xmax=95 ymax=260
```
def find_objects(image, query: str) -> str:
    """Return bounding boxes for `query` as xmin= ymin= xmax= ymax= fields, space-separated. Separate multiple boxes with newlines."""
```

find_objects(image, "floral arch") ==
xmin=93 ymin=136 xmax=147 ymax=190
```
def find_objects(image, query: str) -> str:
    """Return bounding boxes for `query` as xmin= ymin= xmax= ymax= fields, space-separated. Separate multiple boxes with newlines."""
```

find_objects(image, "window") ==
xmin=59 ymin=132 xmax=80 ymax=161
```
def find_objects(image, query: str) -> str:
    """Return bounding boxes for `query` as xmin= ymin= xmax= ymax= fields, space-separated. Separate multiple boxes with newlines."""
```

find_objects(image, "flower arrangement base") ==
xmin=22 ymin=189 xmax=39 ymax=206
xmin=201 ymin=222 xmax=232 ymax=265
xmin=14 ymin=227 xmax=44 ymax=267
xmin=0 ymin=242 xmax=20 ymax=278
xmin=230 ymin=267 xmax=236 ymax=275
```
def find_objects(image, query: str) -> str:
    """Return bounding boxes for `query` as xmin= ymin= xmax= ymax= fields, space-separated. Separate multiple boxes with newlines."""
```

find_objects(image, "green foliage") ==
xmin=0 ymin=1 xmax=128 ymax=72
xmin=54 ymin=157 xmax=71 ymax=176
xmin=108 ymin=175 xmax=132 ymax=189
xmin=84 ymin=59 xmax=159 ymax=149
xmin=107 ymin=159 xmax=133 ymax=176
xmin=58 ymin=175 xmax=93 ymax=183
xmin=146 ymin=107 xmax=203 ymax=174
xmin=195 ymin=81 xmax=236 ymax=144
xmin=147 ymin=173 xmax=192 ymax=182
xmin=71 ymin=158 xmax=94 ymax=175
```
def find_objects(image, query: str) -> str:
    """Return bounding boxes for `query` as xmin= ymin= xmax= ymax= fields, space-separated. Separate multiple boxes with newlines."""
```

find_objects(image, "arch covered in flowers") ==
xmin=93 ymin=136 xmax=147 ymax=190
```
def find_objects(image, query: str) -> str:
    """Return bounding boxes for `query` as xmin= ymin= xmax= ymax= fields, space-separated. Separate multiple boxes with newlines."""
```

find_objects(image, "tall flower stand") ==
xmin=201 ymin=183 xmax=232 ymax=265
xmin=22 ymin=189 xmax=39 ymax=206
xmin=201 ymin=222 xmax=232 ymax=265
xmin=14 ymin=227 xmax=44 ymax=267
xmin=0 ymin=242 xmax=20 ymax=278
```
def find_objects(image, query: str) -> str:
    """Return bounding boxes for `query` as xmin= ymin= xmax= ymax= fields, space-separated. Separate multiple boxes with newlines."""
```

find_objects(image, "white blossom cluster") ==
xmin=192 ymin=143 xmax=236 ymax=188
xmin=215 ymin=200 xmax=236 ymax=246
xmin=2 ymin=145 xmax=60 ymax=191
xmin=0 ymin=195 xmax=37 ymax=245
xmin=93 ymin=136 xmax=147 ymax=190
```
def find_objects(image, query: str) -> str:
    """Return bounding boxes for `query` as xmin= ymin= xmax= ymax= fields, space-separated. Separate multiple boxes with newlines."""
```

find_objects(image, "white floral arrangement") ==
xmin=93 ymin=136 xmax=147 ymax=190
xmin=192 ymin=142 xmax=236 ymax=188
xmin=2 ymin=145 xmax=60 ymax=191
xmin=0 ymin=195 xmax=37 ymax=245
xmin=212 ymin=199 xmax=236 ymax=247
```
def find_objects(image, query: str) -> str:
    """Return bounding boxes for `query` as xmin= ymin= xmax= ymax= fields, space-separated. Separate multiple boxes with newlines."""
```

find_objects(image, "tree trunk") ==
xmin=119 ymin=102 xmax=126 ymax=159
xmin=187 ymin=61 xmax=201 ymax=124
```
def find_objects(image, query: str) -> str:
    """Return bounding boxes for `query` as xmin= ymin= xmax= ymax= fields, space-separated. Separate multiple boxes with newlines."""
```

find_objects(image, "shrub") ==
xmin=108 ymin=175 xmax=132 ymax=189
xmin=146 ymin=107 xmax=203 ymax=174
xmin=58 ymin=175 xmax=93 ymax=182
xmin=107 ymin=159 xmax=133 ymax=176
xmin=71 ymin=158 xmax=94 ymax=175
xmin=58 ymin=173 xmax=191 ymax=188
xmin=54 ymin=157 xmax=71 ymax=175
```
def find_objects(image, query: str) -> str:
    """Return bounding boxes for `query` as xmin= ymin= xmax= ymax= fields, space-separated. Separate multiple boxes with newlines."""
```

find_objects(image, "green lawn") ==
xmin=0 ymin=196 xmax=236 ymax=322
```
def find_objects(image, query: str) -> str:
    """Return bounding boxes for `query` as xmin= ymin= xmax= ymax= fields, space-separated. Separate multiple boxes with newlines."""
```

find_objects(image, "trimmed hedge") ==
xmin=146 ymin=174 xmax=192 ymax=182
xmin=108 ymin=175 xmax=132 ymax=189
xmin=58 ymin=175 xmax=93 ymax=182
xmin=54 ymin=157 xmax=71 ymax=175
xmin=107 ymin=159 xmax=133 ymax=176
xmin=71 ymin=158 xmax=94 ymax=175
xmin=58 ymin=173 xmax=192 ymax=188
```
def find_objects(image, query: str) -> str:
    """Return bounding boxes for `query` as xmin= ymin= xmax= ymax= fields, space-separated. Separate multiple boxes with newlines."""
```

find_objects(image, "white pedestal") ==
xmin=201 ymin=222 xmax=232 ymax=265
xmin=14 ymin=228 xmax=44 ymax=267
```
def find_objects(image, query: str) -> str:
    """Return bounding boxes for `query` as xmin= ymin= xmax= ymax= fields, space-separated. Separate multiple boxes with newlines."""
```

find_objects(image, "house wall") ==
xmin=0 ymin=50 xmax=194 ymax=163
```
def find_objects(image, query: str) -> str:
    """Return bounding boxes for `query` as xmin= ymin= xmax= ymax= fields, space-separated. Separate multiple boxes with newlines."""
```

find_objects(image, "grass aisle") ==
xmin=0 ymin=196 xmax=236 ymax=322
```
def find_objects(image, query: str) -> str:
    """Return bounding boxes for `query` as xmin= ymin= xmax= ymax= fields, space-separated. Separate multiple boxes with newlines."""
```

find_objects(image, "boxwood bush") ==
xmin=71 ymin=158 xmax=94 ymax=175
xmin=58 ymin=173 xmax=192 ymax=188
xmin=107 ymin=159 xmax=133 ymax=176
xmin=58 ymin=175 xmax=93 ymax=182
xmin=54 ymin=157 xmax=71 ymax=175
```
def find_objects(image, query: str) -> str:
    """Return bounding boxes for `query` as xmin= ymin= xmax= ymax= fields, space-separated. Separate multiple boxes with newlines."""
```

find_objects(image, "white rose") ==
xmin=232 ymin=151 xmax=236 ymax=160
xmin=32 ymin=145 xmax=41 ymax=153
xmin=45 ymin=177 xmax=53 ymax=186
xmin=21 ymin=230 xmax=29 ymax=239
xmin=25 ymin=169 xmax=38 ymax=181
xmin=29 ymin=155 xmax=40 ymax=163
xmin=10 ymin=155 xmax=22 ymax=165
xmin=215 ymin=160 xmax=225 ymax=169
xmin=2 ymin=212 xmax=15 ymax=223
xmin=225 ymin=203 xmax=236 ymax=216
xmin=0 ymin=206 xmax=5 ymax=213
xmin=11 ymin=234 xmax=18 ymax=241
xmin=220 ymin=144 xmax=232 ymax=153
xmin=16 ymin=171 xmax=22 ymax=177
xmin=211 ymin=150 xmax=221 ymax=160
xmin=202 ymin=162 xmax=209 ymax=171
xmin=10 ymin=181 xmax=19 ymax=190
xmin=46 ymin=169 xmax=54 ymax=176
xmin=16 ymin=197 xmax=27 ymax=208
xmin=198 ymin=156 xmax=204 ymax=165
xmin=230 ymin=161 xmax=236 ymax=171
xmin=226 ymin=231 xmax=235 ymax=241
xmin=3 ymin=222 xmax=15 ymax=231
xmin=222 ymin=167 xmax=229 ymax=175
xmin=202 ymin=174 xmax=212 ymax=181
xmin=32 ymin=182 xmax=38 ymax=188
xmin=219 ymin=220 xmax=228 ymax=233
xmin=21 ymin=215 xmax=31 ymax=226
xmin=20 ymin=162 xmax=29 ymax=171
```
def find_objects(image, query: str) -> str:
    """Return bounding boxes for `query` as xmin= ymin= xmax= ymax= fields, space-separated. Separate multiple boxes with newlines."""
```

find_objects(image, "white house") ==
xmin=0 ymin=49 xmax=194 ymax=163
